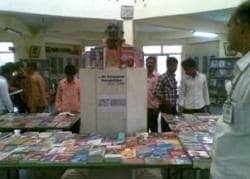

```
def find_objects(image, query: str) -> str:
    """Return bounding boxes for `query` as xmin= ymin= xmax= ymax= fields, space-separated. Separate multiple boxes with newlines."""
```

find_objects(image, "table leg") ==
xmin=132 ymin=169 xmax=136 ymax=179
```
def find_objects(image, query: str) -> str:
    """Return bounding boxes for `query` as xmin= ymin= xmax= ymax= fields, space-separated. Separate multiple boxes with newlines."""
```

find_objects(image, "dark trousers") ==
xmin=161 ymin=106 xmax=177 ymax=132
xmin=183 ymin=106 xmax=206 ymax=114
xmin=147 ymin=108 xmax=159 ymax=132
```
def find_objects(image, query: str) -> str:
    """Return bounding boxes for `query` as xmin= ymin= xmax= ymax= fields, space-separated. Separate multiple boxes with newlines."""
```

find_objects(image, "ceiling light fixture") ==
xmin=192 ymin=31 xmax=218 ymax=38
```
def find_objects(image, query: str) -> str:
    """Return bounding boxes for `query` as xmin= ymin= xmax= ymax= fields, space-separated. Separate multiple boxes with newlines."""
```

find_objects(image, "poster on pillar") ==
xmin=96 ymin=69 xmax=127 ymax=133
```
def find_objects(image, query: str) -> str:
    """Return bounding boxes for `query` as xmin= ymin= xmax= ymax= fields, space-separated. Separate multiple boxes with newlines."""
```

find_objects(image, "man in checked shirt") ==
xmin=154 ymin=57 xmax=178 ymax=132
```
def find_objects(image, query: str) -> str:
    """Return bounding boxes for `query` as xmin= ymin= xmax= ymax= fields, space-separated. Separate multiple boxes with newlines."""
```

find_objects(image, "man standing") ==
xmin=26 ymin=63 xmax=48 ymax=113
xmin=179 ymin=58 xmax=210 ymax=114
xmin=0 ymin=74 xmax=13 ymax=114
xmin=155 ymin=57 xmax=178 ymax=132
xmin=56 ymin=64 xmax=80 ymax=113
xmin=146 ymin=56 xmax=159 ymax=132
xmin=210 ymin=2 xmax=250 ymax=179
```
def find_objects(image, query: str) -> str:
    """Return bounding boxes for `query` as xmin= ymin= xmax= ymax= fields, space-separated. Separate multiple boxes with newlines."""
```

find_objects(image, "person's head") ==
xmin=227 ymin=1 xmax=250 ymax=54
xmin=167 ymin=57 xmax=178 ymax=74
xmin=146 ymin=56 xmax=156 ymax=74
xmin=1 ymin=62 xmax=15 ymax=78
xmin=181 ymin=58 xmax=197 ymax=77
xmin=64 ymin=64 xmax=77 ymax=82
xmin=26 ymin=62 xmax=37 ymax=75
xmin=105 ymin=22 xmax=124 ymax=49
xmin=12 ymin=62 xmax=25 ymax=76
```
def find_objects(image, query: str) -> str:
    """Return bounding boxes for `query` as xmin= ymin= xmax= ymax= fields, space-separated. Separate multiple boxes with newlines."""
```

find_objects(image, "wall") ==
xmin=0 ymin=30 xmax=83 ymax=61
xmin=0 ymin=32 xmax=46 ymax=60
xmin=183 ymin=41 xmax=219 ymax=73
xmin=184 ymin=41 xmax=219 ymax=58
xmin=218 ymin=35 xmax=241 ymax=58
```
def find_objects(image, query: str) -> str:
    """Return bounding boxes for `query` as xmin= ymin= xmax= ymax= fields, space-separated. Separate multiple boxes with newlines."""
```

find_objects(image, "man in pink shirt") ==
xmin=55 ymin=64 xmax=80 ymax=113
xmin=146 ymin=56 xmax=160 ymax=132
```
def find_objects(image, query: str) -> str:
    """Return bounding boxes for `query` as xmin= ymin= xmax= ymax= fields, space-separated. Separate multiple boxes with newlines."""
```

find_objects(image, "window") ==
xmin=143 ymin=45 xmax=161 ymax=54
xmin=143 ymin=45 xmax=182 ymax=86
xmin=163 ymin=45 xmax=182 ymax=53
xmin=84 ymin=46 xmax=96 ymax=52
xmin=0 ymin=42 xmax=15 ymax=67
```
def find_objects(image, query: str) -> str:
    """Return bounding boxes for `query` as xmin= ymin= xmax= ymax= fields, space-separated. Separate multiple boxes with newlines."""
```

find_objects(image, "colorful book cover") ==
xmin=53 ymin=153 xmax=74 ymax=163
xmin=120 ymin=46 xmax=135 ymax=68
xmin=71 ymin=152 xmax=88 ymax=163
xmin=24 ymin=152 xmax=44 ymax=162
xmin=41 ymin=154 xmax=57 ymax=162
xmin=121 ymin=148 xmax=136 ymax=159
xmin=105 ymin=48 xmax=120 ymax=68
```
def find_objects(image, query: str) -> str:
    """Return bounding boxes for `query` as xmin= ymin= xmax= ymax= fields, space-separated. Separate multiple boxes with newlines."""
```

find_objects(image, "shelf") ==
xmin=209 ymin=67 xmax=234 ymax=70
xmin=209 ymin=86 xmax=226 ymax=89
xmin=210 ymin=94 xmax=227 ymax=97
xmin=209 ymin=76 xmax=233 ymax=79
xmin=208 ymin=57 xmax=239 ymax=106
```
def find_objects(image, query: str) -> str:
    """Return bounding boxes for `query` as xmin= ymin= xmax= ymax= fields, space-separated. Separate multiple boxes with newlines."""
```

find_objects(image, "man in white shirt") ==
xmin=210 ymin=2 xmax=250 ymax=179
xmin=179 ymin=58 xmax=210 ymax=113
xmin=0 ymin=75 xmax=13 ymax=114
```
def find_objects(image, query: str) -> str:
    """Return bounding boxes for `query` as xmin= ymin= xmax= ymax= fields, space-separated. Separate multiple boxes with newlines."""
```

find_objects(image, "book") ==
xmin=136 ymin=146 xmax=152 ymax=158
xmin=24 ymin=152 xmax=44 ymax=162
xmin=121 ymin=148 xmax=136 ymax=159
xmin=53 ymin=153 xmax=74 ymax=163
xmin=71 ymin=152 xmax=88 ymax=163
xmin=88 ymin=146 xmax=105 ymax=163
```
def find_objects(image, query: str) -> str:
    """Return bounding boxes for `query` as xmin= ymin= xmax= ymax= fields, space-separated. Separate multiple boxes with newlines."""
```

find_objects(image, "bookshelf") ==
xmin=208 ymin=57 xmax=239 ymax=105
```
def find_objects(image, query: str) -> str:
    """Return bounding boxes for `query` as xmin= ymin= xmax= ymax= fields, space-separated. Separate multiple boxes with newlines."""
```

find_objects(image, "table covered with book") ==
xmin=0 ymin=113 xmax=80 ymax=133
xmin=162 ymin=113 xmax=220 ymax=169
xmin=0 ymin=131 xmax=192 ymax=170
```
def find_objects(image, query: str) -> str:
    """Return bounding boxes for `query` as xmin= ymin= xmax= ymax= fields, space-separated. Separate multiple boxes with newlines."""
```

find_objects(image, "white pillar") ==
xmin=123 ymin=20 xmax=134 ymax=46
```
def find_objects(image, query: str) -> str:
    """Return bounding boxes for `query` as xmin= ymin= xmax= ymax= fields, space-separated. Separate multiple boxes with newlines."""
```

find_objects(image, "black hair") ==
xmin=105 ymin=22 xmax=124 ymax=38
xmin=167 ymin=57 xmax=178 ymax=66
xmin=64 ymin=64 xmax=76 ymax=76
xmin=146 ymin=56 xmax=156 ymax=63
xmin=1 ymin=62 xmax=15 ymax=75
xmin=181 ymin=58 xmax=197 ymax=69
xmin=233 ymin=1 xmax=250 ymax=25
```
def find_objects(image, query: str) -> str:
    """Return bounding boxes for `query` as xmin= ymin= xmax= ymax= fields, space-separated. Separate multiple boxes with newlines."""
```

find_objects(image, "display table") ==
xmin=162 ymin=113 xmax=220 ymax=169
xmin=0 ymin=113 xmax=80 ymax=133
xmin=0 ymin=132 xmax=192 ymax=171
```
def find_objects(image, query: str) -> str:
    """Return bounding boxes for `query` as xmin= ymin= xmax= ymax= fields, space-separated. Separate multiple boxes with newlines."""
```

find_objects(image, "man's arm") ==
xmin=55 ymin=81 xmax=63 ymax=112
xmin=178 ymin=77 xmax=186 ymax=113
xmin=0 ymin=79 xmax=13 ymax=112
xmin=38 ymin=76 xmax=48 ymax=107
xmin=154 ymin=76 xmax=165 ymax=102
xmin=203 ymin=75 xmax=210 ymax=106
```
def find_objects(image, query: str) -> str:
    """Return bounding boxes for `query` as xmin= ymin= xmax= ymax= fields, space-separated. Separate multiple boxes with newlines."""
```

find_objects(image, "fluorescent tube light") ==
xmin=192 ymin=31 xmax=218 ymax=38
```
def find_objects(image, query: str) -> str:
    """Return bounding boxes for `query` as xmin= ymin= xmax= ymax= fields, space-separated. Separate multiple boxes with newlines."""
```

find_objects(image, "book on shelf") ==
xmin=210 ymin=60 xmax=218 ymax=68
xmin=218 ymin=60 xmax=226 ymax=67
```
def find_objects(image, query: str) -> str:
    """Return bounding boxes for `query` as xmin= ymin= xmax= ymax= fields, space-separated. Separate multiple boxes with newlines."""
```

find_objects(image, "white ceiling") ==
xmin=188 ymin=8 xmax=234 ymax=23
xmin=0 ymin=7 xmax=235 ymax=44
